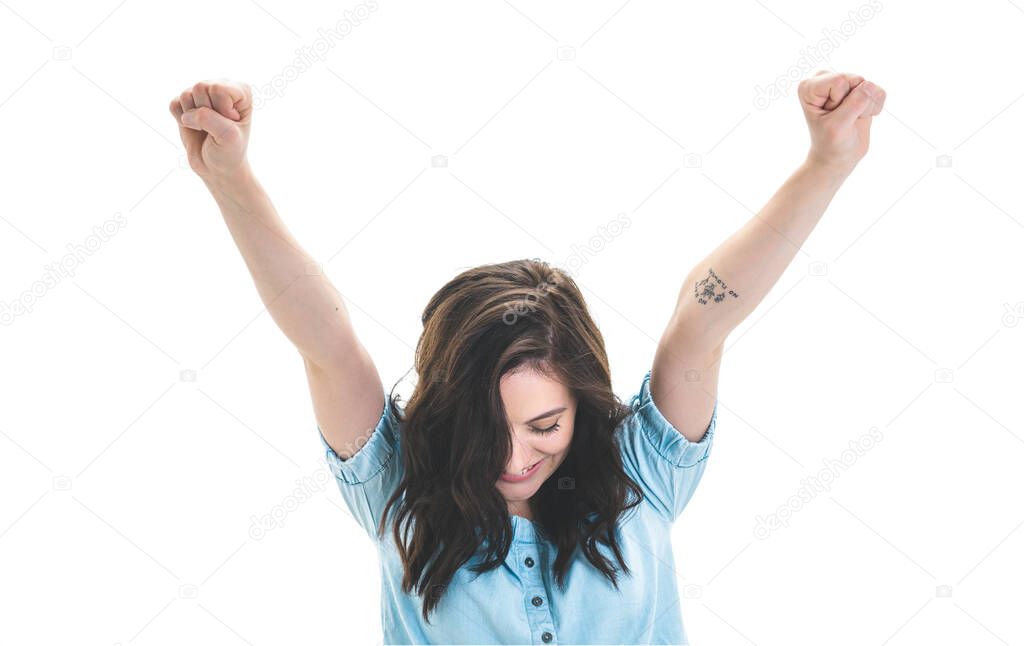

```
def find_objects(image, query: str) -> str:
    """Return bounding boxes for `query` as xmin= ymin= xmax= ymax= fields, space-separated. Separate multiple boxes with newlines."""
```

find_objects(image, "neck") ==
xmin=509 ymin=499 xmax=534 ymax=521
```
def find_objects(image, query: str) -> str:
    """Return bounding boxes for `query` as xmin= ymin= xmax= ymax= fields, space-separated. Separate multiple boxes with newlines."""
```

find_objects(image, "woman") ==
xmin=169 ymin=71 xmax=885 ymax=644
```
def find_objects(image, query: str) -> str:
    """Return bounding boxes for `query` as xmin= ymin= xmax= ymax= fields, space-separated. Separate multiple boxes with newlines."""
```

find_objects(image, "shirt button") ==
xmin=524 ymin=557 xmax=535 ymax=567
xmin=541 ymin=631 xmax=553 ymax=643
xmin=532 ymin=595 xmax=543 ymax=607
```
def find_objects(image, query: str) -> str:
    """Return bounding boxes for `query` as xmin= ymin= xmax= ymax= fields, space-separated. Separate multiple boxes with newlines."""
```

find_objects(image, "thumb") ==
xmin=831 ymin=81 xmax=879 ymax=125
xmin=181 ymin=106 xmax=240 ymax=145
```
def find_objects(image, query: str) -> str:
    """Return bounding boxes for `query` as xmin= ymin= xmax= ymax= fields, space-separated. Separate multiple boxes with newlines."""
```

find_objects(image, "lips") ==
xmin=499 ymin=458 xmax=543 ymax=483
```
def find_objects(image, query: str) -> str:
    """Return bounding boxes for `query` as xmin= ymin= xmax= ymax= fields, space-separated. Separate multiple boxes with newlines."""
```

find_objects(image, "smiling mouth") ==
xmin=501 ymin=458 xmax=542 ymax=480
xmin=514 ymin=460 xmax=539 ymax=475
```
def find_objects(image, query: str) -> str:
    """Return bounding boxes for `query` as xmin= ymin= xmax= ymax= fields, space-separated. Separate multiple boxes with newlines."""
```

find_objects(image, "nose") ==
xmin=506 ymin=432 xmax=541 ymax=473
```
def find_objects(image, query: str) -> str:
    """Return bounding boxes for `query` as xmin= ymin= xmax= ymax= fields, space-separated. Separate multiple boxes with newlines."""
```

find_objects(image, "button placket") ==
xmin=515 ymin=542 xmax=555 ymax=644
xmin=511 ymin=517 xmax=556 ymax=644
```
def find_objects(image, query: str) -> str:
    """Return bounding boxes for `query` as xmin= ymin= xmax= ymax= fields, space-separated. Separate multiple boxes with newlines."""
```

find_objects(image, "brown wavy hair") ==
xmin=376 ymin=258 xmax=645 ymax=623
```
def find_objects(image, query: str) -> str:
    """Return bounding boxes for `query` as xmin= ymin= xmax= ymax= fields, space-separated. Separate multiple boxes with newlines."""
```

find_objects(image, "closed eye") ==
xmin=531 ymin=422 xmax=560 ymax=435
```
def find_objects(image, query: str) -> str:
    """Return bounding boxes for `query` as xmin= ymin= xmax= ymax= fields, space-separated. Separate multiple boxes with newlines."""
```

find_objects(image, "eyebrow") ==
xmin=524 ymin=406 xmax=567 ymax=424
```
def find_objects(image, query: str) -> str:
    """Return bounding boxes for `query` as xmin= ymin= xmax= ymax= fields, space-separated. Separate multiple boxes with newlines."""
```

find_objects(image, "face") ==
xmin=495 ymin=366 xmax=576 ymax=514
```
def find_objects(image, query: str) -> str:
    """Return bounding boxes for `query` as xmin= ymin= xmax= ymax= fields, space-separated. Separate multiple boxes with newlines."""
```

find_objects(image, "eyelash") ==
xmin=531 ymin=422 xmax=560 ymax=435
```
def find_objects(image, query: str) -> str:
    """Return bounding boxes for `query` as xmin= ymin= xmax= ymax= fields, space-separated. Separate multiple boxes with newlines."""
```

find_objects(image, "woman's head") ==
xmin=378 ymin=258 xmax=644 ymax=622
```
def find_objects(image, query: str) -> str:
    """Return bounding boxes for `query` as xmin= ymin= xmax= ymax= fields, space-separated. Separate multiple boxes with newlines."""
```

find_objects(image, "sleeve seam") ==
xmin=332 ymin=448 xmax=394 ymax=484
xmin=634 ymin=400 xmax=715 ymax=468
xmin=320 ymin=395 xmax=399 ymax=485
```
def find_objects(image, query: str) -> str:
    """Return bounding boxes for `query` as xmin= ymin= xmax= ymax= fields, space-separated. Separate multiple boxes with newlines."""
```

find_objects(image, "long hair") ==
xmin=376 ymin=258 xmax=644 ymax=623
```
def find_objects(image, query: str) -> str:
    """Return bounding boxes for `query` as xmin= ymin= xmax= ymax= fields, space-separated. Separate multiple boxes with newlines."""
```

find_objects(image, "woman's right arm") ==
xmin=168 ymin=79 xmax=384 ymax=458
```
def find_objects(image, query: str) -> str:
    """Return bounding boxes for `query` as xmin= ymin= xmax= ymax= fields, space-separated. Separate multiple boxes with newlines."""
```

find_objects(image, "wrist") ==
xmin=202 ymin=163 xmax=260 ymax=200
xmin=801 ymin=152 xmax=856 ymax=185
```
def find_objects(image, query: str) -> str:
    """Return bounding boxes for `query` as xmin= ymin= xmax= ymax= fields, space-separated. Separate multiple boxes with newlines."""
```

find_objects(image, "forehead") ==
xmin=499 ymin=367 xmax=572 ymax=421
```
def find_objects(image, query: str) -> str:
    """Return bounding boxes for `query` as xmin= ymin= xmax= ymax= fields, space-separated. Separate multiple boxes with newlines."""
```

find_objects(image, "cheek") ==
xmin=543 ymin=427 xmax=574 ymax=455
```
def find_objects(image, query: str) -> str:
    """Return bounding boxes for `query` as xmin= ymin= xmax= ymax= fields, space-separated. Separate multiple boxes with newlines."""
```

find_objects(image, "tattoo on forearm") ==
xmin=694 ymin=268 xmax=739 ymax=305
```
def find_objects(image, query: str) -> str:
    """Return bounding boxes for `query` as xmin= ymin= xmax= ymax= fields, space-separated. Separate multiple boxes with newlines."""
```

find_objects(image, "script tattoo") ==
xmin=694 ymin=268 xmax=739 ymax=305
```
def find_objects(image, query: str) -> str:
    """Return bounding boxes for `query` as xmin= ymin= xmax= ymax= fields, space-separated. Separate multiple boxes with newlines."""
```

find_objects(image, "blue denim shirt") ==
xmin=318 ymin=369 xmax=717 ymax=645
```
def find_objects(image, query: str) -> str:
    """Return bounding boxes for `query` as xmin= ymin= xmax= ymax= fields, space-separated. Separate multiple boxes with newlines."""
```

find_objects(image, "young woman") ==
xmin=169 ymin=71 xmax=885 ymax=644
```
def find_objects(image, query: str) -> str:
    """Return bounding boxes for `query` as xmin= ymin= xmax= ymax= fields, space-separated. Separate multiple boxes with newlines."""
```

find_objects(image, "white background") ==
xmin=2 ymin=1 xmax=1023 ymax=644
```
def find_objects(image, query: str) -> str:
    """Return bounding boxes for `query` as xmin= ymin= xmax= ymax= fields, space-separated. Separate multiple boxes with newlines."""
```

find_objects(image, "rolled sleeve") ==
xmin=317 ymin=392 xmax=404 ymax=540
xmin=618 ymin=369 xmax=717 ymax=522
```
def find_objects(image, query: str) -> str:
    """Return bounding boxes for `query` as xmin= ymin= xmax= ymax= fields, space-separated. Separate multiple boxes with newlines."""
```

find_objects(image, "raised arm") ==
xmin=652 ymin=71 xmax=887 ymax=441
xmin=168 ymin=79 xmax=384 ymax=459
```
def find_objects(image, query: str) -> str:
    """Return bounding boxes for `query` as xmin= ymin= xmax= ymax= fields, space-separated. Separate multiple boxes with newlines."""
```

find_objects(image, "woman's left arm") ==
xmin=651 ymin=71 xmax=887 ymax=442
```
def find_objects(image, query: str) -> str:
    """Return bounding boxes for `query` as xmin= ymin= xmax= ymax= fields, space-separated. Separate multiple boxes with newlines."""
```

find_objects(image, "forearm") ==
xmin=672 ymin=157 xmax=852 ymax=347
xmin=202 ymin=165 xmax=353 ymax=368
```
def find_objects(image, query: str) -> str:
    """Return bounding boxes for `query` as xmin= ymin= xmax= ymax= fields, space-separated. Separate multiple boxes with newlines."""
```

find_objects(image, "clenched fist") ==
xmin=798 ymin=71 xmax=886 ymax=175
xmin=169 ymin=79 xmax=253 ymax=182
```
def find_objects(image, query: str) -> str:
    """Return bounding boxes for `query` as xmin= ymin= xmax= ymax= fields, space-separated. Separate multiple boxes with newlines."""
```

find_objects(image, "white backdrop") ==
xmin=2 ymin=1 xmax=1023 ymax=644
